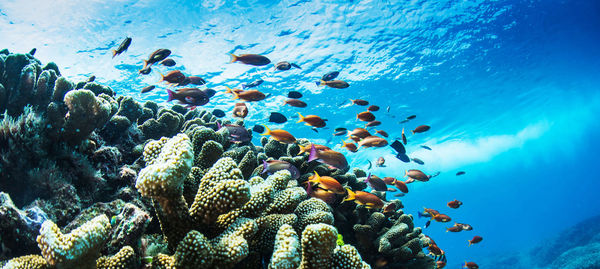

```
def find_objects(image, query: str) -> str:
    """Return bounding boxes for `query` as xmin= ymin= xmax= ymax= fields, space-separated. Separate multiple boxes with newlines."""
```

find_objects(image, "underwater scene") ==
xmin=0 ymin=0 xmax=599 ymax=268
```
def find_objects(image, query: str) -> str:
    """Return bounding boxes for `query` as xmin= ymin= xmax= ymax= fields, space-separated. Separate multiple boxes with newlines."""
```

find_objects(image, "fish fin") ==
xmin=291 ymin=63 xmax=301 ymax=69
xmin=260 ymin=125 xmax=271 ymax=136
xmin=364 ymin=173 xmax=371 ymax=184
xmin=216 ymin=121 xmax=222 ymax=130
xmin=308 ymin=144 xmax=319 ymax=162
xmin=229 ymin=53 xmax=238 ymax=63
xmin=306 ymin=180 xmax=313 ymax=195
xmin=111 ymin=50 xmax=117 ymax=58
xmin=242 ymin=84 xmax=247 ymax=89
xmin=296 ymin=112 xmax=304 ymax=123
xmin=262 ymin=160 xmax=269 ymax=174
xmin=166 ymin=89 xmax=175 ymax=102
xmin=343 ymin=188 xmax=355 ymax=202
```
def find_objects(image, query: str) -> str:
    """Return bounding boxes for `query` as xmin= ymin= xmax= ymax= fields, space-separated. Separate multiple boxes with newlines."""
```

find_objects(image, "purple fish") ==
xmin=262 ymin=160 xmax=300 ymax=180
xmin=218 ymin=122 xmax=250 ymax=143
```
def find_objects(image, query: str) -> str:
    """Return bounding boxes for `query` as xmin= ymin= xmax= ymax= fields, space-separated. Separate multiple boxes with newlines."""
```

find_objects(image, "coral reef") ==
xmin=0 ymin=50 xmax=434 ymax=269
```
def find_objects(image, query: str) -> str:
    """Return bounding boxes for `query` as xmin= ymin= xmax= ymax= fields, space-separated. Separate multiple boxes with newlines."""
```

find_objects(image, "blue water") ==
xmin=1 ymin=0 xmax=599 ymax=267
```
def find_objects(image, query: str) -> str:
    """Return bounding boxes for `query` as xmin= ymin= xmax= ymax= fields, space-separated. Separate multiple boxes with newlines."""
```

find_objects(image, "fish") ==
xmin=432 ymin=213 xmax=452 ymax=222
xmin=232 ymin=103 xmax=248 ymax=118
xmin=364 ymin=173 xmax=387 ymax=191
xmin=436 ymin=261 xmax=447 ymax=269
xmin=375 ymin=130 xmax=389 ymax=138
xmin=219 ymin=123 xmax=251 ymax=143
xmin=386 ymin=106 xmax=390 ymax=112
xmin=112 ymin=37 xmax=132 ymax=58
xmin=243 ymin=79 xmax=264 ymax=89
xmin=401 ymin=128 xmax=407 ymax=145
xmin=348 ymin=128 xmax=371 ymax=141
xmin=343 ymin=188 xmax=384 ymax=209
xmin=375 ymin=157 xmax=385 ymax=167
xmin=340 ymin=140 xmax=358 ymax=153
xmin=367 ymin=105 xmax=380 ymax=112
xmin=350 ymin=99 xmax=369 ymax=106
xmin=418 ymin=211 xmax=432 ymax=219
xmin=396 ymin=153 xmax=410 ymax=163
xmin=412 ymin=125 xmax=431 ymax=134
xmin=141 ymin=85 xmax=156 ymax=93
xmin=29 ymin=48 xmax=36 ymax=56
xmin=365 ymin=120 xmax=381 ymax=127
xmin=308 ymin=144 xmax=348 ymax=170
xmin=160 ymin=58 xmax=176 ymax=66
xmin=399 ymin=119 xmax=409 ymax=124
xmin=446 ymin=226 xmax=463 ymax=232
xmin=143 ymin=49 xmax=171 ymax=69
xmin=316 ymin=80 xmax=349 ymax=89
xmin=306 ymin=182 xmax=336 ymax=204
xmin=456 ymin=171 xmax=466 ymax=176
xmin=405 ymin=169 xmax=431 ymax=182
xmin=288 ymin=91 xmax=303 ymax=99
xmin=387 ymin=188 xmax=397 ymax=192
xmin=447 ymin=200 xmax=463 ymax=209
xmin=407 ymin=115 xmax=416 ymax=120
xmin=212 ymin=109 xmax=225 ymax=118
xmin=321 ymin=71 xmax=339 ymax=81
xmin=284 ymin=99 xmax=307 ymax=108
xmin=367 ymin=160 xmax=372 ymax=170
xmin=252 ymin=125 xmax=264 ymax=133
xmin=358 ymin=136 xmax=388 ymax=148
xmin=382 ymin=177 xmax=396 ymax=185
xmin=160 ymin=70 xmax=186 ymax=84
xmin=421 ymin=145 xmax=432 ymax=150
xmin=275 ymin=61 xmax=301 ymax=70
xmin=298 ymin=143 xmax=331 ymax=155
xmin=393 ymin=193 xmax=405 ymax=197
xmin=333 ymin=128 xmax=348 ymax=136
xmin=390 ymin=140 xmax=406 ymax=154
xmin=139 ymin=66 xmax=152 ymax=75
xmin=357 ymin=111 xmax=375 ymax=122
xmin=262 ymin=160 xmax=300 ymax=180
xmin=308 ymin=172 xmax=345 ymax=194
xmin=456 ymin=223 xmax=473 ymax=231
xmin=261 ymin=125 xmax=296 ymax=144
xmin=394 ymin=180 xmax=409 ymax=193
xmin=297 ymin=113 xmax=326 ymax=128
xmin=225 ymin=87 xmax=266 ymax=101
xmin=383 ymin=203 xmax=397 ymax=215
xmin=229 ymin=53 xmax=271 ymax=66
xmin=412 ymin=157 xmax=425 ymax=165
xmin=463 ymin=262 xmax=479 ymax=269
xmin=423 ymin=208 xmax=440 ymax=216
xmin=187 ymin=76 xmax=206 ymax=85
xmin=87 ymin=75 xmax=96 ymax=83
xmin=468 ymin=236 xmax=483 ymax=246
xmin=167 ymin=88 xmax=209 ymax=107
xmin=267 ymin=112 xmax=288 ymax=124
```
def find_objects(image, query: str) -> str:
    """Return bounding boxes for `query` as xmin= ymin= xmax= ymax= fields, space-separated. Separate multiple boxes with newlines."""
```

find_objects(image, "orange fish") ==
xmin=308 ymin=172 xmax=345 ymax=194
xmin=307 ymin=145 xmax=348 ymax=170
xmin=432 ymin=213 xmax=452 ymax=222
xmin=463 ymin=262 xmax=478 ymax=269
xmin=350 ymin=99 xmax=369 ymax=106
xmin=423 ymin=208 xmax=440 ymax=216
xmin=447 ymin=200 xmax=463 ymax=209
xmin=229 ymin=53 xmax=271 ymax=66
xmin=306 ymin=182 xmax=336 ymax=204
xmin=394 ymin=180 xmax=409 ymax=193
xmin=375 ymin=130 xmax=389 ymax=138
xmin=383 ymin=203 xmax=396 ymax=215
xmin=365 ymin=120 xmax=381 ymax=127
xmin=316 ymin=80 xmax=349 ymax=89
xmin=468 ymin=236 xmax=483 ymax=246
xmin=367 ymin=105 xmax=380 ymax=112
xmin=357 ymin=111 xmax=375 ymax=122
xmin=446 ymin=226 xmax=463 ymax=232
xmin=284 ymin=99 xmax=307 ymax=108
xmin=298 ymin=143 xmax=331 ymax=155
xmin=225 ymin=87 xmax=266 ymax=101
xmin=159 ymin=70 xmax=186 ymax=84
xmin=436 ymin=261 xmax=446 ymax=269
xmin=375 ymin=157 xmax=385 ymax=167
xmin=382 ymin=177 xmax=396 ymax=185
xmin=348 ymin=128 xmax=371 ymax=140
xmin=358 ymin=136 xmax=388 ymax=148
xmin=412 ymin=125 xmax=431 ymax=134
xmin=232 ymin=102 xmax=248 ymax=118
xmin=261 ymin=125 xmax=296 ymax=144
xmin=340 ymin=140 xmax=358 ymax=153
xmin=405 ymin=169 xmax=431 ymax=182
xmin=401 ymin=128 xmax=407 ymax=145
xmin=344 ymin=188 xmax=384 ymax=209
xmin=297 ymin=113 xmax=327 ymax=128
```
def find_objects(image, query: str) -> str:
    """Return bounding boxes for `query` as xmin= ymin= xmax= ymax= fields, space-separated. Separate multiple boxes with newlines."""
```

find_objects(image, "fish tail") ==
xmin=412 ymin=130 xmax=416 ymax=135
xmin=468 ymin=240 xmax=472 ymax=246
xmin=142 ymin=60 xmax=149 ymax=69
xmin=166 ymin=89 xmax=175 ymax=102
xmin=297 ymin=144 xmax=307 ymax=155
xmin=296 ymin=112 xmax=304 ymax=123
xmin=306 ymin=180 xmax=313 ymax=195
xmin=315 ymin=81 xmax=321 ymax=86
xmin=158 ymin=71 xmax=165 ymax=83
xmin=308 ymin=144 xmax=319 ymax=162
xmin=232 ymin=90 xmax=240 ymax=99
xmin=224 ymin=86 xmax=232 ymax=94
xmin=418 ymin=211 xmax=425 ymax=218
xmin=111 ymin=50 xmax=117 ymax=58
xmin=262 ymin=160 xmax=269 ymax=174
xmin=260 ymin=124 xmax=271 ymax=136
xmin=364 ymin=173 xmax=371 ymax=183
xmin=343 ymin=188 xmax=355 ymax=202
xmin=229 ymin=53 xmax=238 ymax=63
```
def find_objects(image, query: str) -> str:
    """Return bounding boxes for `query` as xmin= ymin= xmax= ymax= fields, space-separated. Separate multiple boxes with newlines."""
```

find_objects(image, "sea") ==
xmin=1 ymin=0 xmax=599 ymax=268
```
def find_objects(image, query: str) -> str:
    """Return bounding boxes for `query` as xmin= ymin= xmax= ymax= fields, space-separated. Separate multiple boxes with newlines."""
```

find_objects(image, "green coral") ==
xmin=62 ymin=89 xmax=112 ymax=145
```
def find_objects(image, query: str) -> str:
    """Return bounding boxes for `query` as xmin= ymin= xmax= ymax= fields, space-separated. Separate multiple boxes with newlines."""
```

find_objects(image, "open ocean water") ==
xmin=1 ymin=0 xmax=599 ymax=268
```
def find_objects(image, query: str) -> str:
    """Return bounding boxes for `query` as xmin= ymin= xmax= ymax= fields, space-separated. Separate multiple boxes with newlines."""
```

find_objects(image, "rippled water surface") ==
xmin=1 ymin=0 xmax=599 ymax=267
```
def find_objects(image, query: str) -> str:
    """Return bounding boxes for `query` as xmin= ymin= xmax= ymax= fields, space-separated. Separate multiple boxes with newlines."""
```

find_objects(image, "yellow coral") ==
xmin=268 ymin=224 xmax=301 ymax=269
xmin=300 ymin=224 xmax=338 ymax=269
xmin=96 ymin=246 xmax=135 ymax=269
xmin=1 ymin=255 xmax=48 ymax=269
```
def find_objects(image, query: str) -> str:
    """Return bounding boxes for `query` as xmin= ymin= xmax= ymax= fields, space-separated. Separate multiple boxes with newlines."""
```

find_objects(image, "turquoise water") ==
xmin=1 ymin=0 xmax=599 ymax=267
